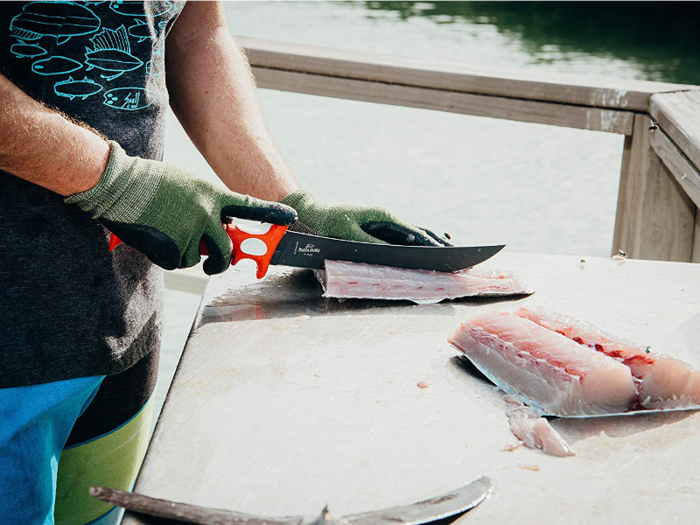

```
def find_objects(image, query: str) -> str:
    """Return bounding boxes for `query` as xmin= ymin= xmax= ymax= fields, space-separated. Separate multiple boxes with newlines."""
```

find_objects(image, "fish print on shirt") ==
xmin=10 ymin=40 xmax=47 ymax=58
xmin=103 ymin=86 xmax=155 ymax=111
xmin=32 ymin=55 xmax=82 ymax=75
xmin=54 ymin=76 xmax=103 ymax=100
xmin=127 ymin=19 xmax=154 ymax=43
xmin=7 ymin=1 xmax=183 ymax=110
xmin=86 ymin=25 xmax=143 ymax=81
xmin=109 ymin=0 xmax=172 ymax=17
xmin=10 ymin=1 xmax=101 ymax=45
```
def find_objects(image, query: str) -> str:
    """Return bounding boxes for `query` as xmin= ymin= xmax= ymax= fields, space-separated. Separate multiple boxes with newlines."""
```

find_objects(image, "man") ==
xmin=0 ymin=2 xmax=447 ymax=524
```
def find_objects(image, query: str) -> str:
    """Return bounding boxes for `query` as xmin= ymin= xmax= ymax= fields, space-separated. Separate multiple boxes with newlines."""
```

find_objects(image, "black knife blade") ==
xmin=270 ymin=231 xmax=504 ymax=273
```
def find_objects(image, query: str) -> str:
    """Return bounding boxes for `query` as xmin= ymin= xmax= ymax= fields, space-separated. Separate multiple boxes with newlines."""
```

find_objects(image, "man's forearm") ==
xmin=165 ymin=1 xmax=299 ymax=201
xmin=0 ymin=74 xmax=108 ymax=196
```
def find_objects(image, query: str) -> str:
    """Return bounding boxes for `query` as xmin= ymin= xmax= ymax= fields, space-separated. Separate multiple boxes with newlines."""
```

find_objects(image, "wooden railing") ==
xmin=241 ymin=37 xmax=700 ymax=263
xmin=164 ymin=38 xmax=700 ymax=294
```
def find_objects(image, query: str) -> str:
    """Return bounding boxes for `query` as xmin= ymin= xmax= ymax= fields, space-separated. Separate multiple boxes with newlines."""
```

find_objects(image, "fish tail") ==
xmin=91 ymin=25 xmax=131 ymax=54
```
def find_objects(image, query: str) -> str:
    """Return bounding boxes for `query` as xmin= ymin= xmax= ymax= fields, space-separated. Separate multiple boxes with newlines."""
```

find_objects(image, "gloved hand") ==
xmin=280 ymin=189 xmax=450 ymax=246
xmin=66 ymin=141 xmax=297 ymax=275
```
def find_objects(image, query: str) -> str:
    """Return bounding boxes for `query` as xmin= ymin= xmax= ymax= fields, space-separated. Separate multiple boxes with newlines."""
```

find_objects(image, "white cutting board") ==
xmin=127 ymin=252 xmax=700 ymax=525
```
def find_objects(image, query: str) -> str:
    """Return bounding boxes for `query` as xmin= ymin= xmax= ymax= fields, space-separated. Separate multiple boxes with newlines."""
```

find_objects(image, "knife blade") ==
xmin=271 ymin=231 xmax=504 ymax=274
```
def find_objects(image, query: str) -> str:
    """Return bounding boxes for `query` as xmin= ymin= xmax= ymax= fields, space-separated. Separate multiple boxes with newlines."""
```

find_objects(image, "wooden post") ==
xmin=694 ymin=212 xmax=700 ymax=263
xmin=612 ymin=114 xmax=695 ymax=261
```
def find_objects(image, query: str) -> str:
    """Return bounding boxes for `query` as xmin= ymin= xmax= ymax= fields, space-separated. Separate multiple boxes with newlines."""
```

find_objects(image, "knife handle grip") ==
xmin=108 ymin=222 xmax=289 ymax=279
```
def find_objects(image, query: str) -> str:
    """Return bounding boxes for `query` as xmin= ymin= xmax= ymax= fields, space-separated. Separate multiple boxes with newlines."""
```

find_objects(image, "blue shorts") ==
xmin=0 ymin=352 xmax=157 ymax=525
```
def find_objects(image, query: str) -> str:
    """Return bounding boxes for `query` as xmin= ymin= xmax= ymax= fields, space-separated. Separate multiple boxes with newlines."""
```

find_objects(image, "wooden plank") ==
xmin=651 ymin=91 xmax=700 ymax=172
xmin=612 ymin=114 xmax=695 ymax=261
xmin=694 ymin=211 xmax=700 ymax=263
xmin=649 ymin=128 xmax=700 ymax=208
xmin=125 ymin=253 xmax=700 ymax=525
xmin=239 ymin=37 xmax=694 ymax=112
xmin=252 ymin=68 xmax=634 ymax=135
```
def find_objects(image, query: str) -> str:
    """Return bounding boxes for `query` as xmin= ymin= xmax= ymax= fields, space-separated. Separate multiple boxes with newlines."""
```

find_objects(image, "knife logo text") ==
xmin=294 ymin=242 xmax=321 ymax=257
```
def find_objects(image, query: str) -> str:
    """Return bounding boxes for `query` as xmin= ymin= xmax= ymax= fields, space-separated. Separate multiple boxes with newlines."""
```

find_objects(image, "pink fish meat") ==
xmin=317 ymin=261 xmax=533 ymax=303
xmin=504 ymin=395 xmax=575 ymax=457
xmin=515 ymin=306 xmax=700 ymax=410
xmin=448 ymin=311 xmax=637 ymax=416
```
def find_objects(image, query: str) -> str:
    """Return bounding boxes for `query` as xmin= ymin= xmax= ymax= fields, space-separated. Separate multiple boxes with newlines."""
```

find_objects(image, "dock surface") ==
xmin=125 ymin=252 xmax=700 ymax=524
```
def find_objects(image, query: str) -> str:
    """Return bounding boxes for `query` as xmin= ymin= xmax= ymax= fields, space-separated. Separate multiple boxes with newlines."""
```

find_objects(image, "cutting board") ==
xmin=125 ymin=252 xmax=700 ymax=524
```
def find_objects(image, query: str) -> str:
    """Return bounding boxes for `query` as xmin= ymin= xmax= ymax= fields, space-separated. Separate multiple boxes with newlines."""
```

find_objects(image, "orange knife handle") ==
xmin=109 ymin=233 xmax=123 ymax=252
xmin=108 ymin=223 xmax=288 ymax=279
xmin=228 ymin=223 xmax=289 ymax=279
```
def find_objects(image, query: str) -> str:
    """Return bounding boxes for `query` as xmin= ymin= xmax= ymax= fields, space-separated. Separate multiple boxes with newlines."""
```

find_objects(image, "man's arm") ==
xmin=165 ymin=1 xmax=299 ymax=201
xmin=0 ymin=73 xmax=108 ymax=196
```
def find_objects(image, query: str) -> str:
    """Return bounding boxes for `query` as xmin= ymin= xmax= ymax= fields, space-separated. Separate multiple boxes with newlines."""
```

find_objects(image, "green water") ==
xmin=362 ymin=2 xmax=700 ymax=85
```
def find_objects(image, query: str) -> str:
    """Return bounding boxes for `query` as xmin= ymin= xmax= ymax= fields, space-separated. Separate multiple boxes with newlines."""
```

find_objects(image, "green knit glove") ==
xmin=66 ymin=141 xmax=297 ymax=275
xmin=280 ymin=189 xmax=450 ymax=246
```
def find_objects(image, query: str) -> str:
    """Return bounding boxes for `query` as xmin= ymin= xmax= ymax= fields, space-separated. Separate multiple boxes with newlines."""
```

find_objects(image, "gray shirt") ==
xmin=0 ymin=1 xmax=185 ymax=387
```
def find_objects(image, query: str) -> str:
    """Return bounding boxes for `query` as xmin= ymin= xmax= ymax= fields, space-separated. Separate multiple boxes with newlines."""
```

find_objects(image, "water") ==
xmin=158 ymin=2 xmax=699 ymax=414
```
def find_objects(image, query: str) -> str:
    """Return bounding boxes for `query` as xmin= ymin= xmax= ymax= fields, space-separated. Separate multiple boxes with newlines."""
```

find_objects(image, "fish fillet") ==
xmin=504 ymin=395 xmax=575 ymax=457
xmin=515 ymin=306 xmax=700 ymax=410
xmin=449 ymin=311 xmax=637 ymax=416
xmin=317 ymin=261 xmax=533 ymax=303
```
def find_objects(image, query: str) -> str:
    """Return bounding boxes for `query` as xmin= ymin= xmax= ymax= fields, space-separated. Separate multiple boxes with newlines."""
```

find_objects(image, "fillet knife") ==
xmin=109 ymin=222 xmax=505 ymax=279
xmin=90 ymin=476 xmax=492 ymax=525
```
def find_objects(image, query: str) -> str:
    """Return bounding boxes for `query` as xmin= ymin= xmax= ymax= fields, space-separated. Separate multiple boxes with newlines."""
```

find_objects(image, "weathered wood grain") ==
xmin=252 ymin=68 xmax=634 ymax=134
xmin=694 ymin=213 xmax=700 ymax=264
xmin=650 ymin=91 xmax=700 ymax=172
xmin=239 ymin=37 xmax=691 ymax=112
xmin=612 ymin=114 xmax=695 ymax=261
xmin=649 ymin=128 xmax=700 ymax=209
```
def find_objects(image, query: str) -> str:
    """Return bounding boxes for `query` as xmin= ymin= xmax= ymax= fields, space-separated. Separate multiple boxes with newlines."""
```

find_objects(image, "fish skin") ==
xmin=515 ymin=306 xmax=700 ymax=410
xmin=449 ymin=311 xmax=637 ymax=416
xmin=318 ymin=261 xmax=533 ymax=303
xmin=10 ymin=2 xmax=101 ymax=44
xmin=504 ymin=395 xmax=575 ymax=457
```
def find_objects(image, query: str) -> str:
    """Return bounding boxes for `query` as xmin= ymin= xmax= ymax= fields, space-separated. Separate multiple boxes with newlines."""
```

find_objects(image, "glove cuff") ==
xmin=65 ymin=141 xmax=164 ymax=222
